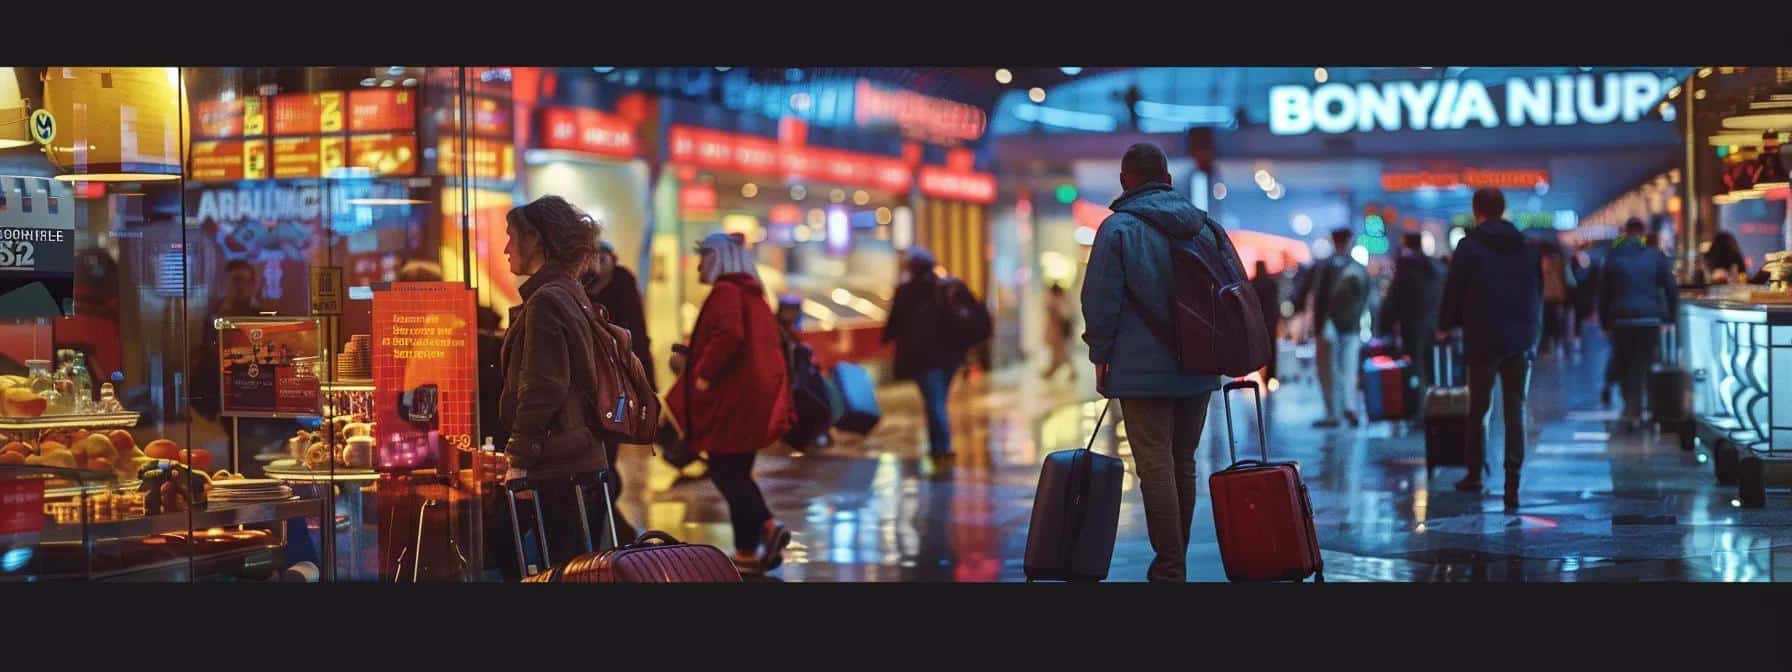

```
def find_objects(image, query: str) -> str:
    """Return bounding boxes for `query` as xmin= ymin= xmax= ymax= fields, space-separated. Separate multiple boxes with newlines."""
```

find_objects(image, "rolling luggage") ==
xmin=831 ymin=361 xmax=882 ymax=434
xmin=1362 ymin=354 xmax=1414 ymax=421
xmin=1209 ymin=380 xmax=1324 ymax=583
xmin=508 ymin=472 xmax=741 ymax=583
xmin=784 ymin=343 xmax=837 ymax=452
xmin=1023 ymin=399 xmax=1125 ymax=582
xmin=1649 ymin=328 xmax=1692 ymax=426
xmin=1423 ymin=342 xmax=1478 ymax=478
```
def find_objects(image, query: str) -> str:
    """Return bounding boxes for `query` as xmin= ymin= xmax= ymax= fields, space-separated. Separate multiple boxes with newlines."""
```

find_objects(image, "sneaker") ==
xmin=758 ymin=521 xmax=792 ymax=573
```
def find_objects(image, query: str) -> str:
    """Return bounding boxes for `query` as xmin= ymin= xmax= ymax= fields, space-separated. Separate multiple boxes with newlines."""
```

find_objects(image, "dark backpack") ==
xmin=1120 ymin=210 xmax=1272 ymax=377
xmin=782 ymin=342 xmax=838 ymax=452
xmin=937 ymin=278 xmax=993 ymax=352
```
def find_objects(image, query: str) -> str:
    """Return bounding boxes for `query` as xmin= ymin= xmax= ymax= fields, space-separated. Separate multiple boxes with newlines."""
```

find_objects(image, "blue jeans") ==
xmin=916 ymin=366 xmax=958 ymax=456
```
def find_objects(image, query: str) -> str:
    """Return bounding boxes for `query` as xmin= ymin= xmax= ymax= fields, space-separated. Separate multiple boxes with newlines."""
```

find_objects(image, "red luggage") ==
xmin=508 ymin=472 xmax=742 ymax=583
xmin=1209 ymin=380 xmax=1324 ymax=583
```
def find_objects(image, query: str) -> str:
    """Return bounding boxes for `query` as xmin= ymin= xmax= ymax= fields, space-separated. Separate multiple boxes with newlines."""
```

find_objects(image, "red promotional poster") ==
xmin=272 ymin=137 xmax=323 ymax=179
xmin=539 ymin=106 xmax=638 ymax=158
xmin=218 ymin=318 xmax=322 ymax=418
xmin=0 ymin=479 xmax=44 ymax=535
xmin=371 ymin=282 xmax=475 ymax=474
xmin=189 ymin=140 xmax=248 ymax=181
xmin=348 ymin=89 xmax=417 ymax=133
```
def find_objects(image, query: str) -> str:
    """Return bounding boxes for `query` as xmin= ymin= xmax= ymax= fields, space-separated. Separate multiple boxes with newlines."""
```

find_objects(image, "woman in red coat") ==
xmin=668 ymin=232 xmax=795 ymax=575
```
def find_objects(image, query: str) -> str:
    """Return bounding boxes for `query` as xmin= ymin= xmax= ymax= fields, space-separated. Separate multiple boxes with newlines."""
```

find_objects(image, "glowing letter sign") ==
xmin=1269 ymin=72 xmax=1675 ymax=136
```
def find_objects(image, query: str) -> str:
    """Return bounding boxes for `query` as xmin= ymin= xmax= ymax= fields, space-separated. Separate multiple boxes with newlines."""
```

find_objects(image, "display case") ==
xmin=1681 ymin=294 xmax=1792 ymax=507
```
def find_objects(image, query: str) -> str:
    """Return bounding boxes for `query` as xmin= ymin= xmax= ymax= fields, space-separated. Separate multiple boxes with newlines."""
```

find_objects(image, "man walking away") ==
xmin=1081 ymin=142 xmax=1222 ymax=582
xmin=1378 ymin=233 xmax=1445 ymax=387
xmin=1598 ymin=217 xmax=1680 ymax=431
xmin=1312 ymin=228 xmax=1369 ymax=428
xmin=1437 ymin=189 xmax=1543 ymax=513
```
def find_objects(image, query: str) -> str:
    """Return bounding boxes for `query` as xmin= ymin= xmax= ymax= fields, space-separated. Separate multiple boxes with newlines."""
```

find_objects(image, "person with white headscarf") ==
xmin=666 ymin=232 xmax=795 ymax=574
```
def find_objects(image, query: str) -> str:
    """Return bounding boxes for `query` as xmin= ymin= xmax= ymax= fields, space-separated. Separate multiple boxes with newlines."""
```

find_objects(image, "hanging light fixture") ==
xmin=0 ymin=68 xmax=31 ymax=149
xmin=1722 ymin=110 xmax=1792 ymax=131
xmin=40 ymin=67 xmax=186 ymax=182
xmin=1708 ymin=130 xmax=1787 ymax=146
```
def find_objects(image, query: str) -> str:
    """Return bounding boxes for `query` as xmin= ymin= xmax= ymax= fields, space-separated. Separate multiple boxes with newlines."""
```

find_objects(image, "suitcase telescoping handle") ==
xmin=1432 ymin=339 xmax=1457 ymax=388
xmin=1220 ymin=379 xmax=1268 ymax=465
xmin=505 ymin=479 xmax=555 ymax=577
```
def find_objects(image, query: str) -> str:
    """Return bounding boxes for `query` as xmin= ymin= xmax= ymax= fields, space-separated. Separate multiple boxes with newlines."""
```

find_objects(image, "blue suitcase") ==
xmin=830 ymin=361 xmax=882 ymax=434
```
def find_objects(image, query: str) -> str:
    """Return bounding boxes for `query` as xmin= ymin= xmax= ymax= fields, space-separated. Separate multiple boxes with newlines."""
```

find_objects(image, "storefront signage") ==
xmin=371 ymin=282 xmax=476 ymax=473
xmin=28 ymin=110 xmax=54 ymax=145
xmin=854 ymin=79 xmax=987 ymax=144
xmin=539 ymin=106 xmax=638 ymax=158
xmin=0 ymin=177 xmax=77 ymax=318
xmin=1270 ymin=72 xmax=1676 ymax=136
xmin=917 ymin=166 xmax=997 ymax=204
xmin=216 ymin=317 xmax=322 ymax=418
xmin=189 ymin=139 xmax=273 ymax=181
xmin=271 ymin=136 xmax=347 ymax=179
xmin=667 ymin=125 xmax=912 ymax=193
xmin=347 ymin=89 xmax=417 ymax=133
xmin=196 ymin=99 xmax=245 ymax=138
xmin=1380 ymin=168 xmax=1550 ymax=192
xmin=272 ymin=91 xmax=345 ymax=136
xmin=679 ymin=183 xmax=718 ymax=216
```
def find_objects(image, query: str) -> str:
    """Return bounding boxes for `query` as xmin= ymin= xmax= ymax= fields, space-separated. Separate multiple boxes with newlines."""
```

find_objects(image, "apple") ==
xmin=0 ymin=452 xmax=21 ymax=465
xmin=38 ymin=440 xmax=68 ymax=458
xmin=3 ymin=388 xmax=46 ymax=418
xmin=187 ymin=449 xmax=213 ymax=472
xmin=143 ymin=439 xmax=181 ymax=462
xmin=79 ymin=434 xmax=117 ymax=462
xmin=85 ymin=456 xmax=112 ymax=472
xmin=106 ymin=430 xmax=136 ymax=455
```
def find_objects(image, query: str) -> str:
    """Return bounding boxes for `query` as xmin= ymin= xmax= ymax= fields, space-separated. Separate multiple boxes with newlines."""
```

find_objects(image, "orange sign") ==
xmin=348 ymin=89 xmax=417 ymax=133
xmin=1381 ymin=168 xmax=1550 ymax=192
xmin=196 ymin=99 xmax=245 ymax=138
xmin=272 ymin=92 xmax=344 ymax=136
xmin=917 ymin=166 xmax=997 ymax=204
xmin=539 ymin=106 xmax=637 ymax=158
xmin=667 ymin=124 xmax=912 ymax=193
xmin=349 ymin=134 xmax=417 ymax=176
xmin=190 ymin=139 xmax=270 ymax=181
xmin=436 ymin=137 xmax=515 ymax=182
xmin=272 ymin=137 xmax=321 ymax=179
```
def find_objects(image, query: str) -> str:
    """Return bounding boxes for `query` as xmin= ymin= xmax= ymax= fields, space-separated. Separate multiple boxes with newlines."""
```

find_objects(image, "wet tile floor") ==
xmin=610 ymin=333 xmax=1792 ymax=582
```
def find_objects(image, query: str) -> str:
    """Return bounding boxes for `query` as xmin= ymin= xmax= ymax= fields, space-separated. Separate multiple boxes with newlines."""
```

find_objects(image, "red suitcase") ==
xmin=509 ymin=472 xmax=742 ymax=583
xmin=1209 ymin=380 xmax=1324 ymax=583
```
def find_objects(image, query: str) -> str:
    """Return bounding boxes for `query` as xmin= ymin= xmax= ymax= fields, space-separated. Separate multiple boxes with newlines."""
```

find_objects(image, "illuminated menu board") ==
xmin=189 ymin=87 xmax=418 ymax=181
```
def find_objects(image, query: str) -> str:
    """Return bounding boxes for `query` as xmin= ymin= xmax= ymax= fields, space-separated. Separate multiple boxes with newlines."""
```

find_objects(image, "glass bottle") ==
xmin=59 ymin=351 xmax=93 ymax=413
xmin=96 ymin=382 xmax=124 ymax=413
xmin=25 ymin=359 xmax=62 ymax=415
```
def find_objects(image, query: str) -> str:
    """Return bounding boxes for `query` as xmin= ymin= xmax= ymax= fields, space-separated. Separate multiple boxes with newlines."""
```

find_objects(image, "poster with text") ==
xmin=218 ymin=318 xmax=321 ymax=417
xmin=372 ymin=282 xmax=475 ymax=473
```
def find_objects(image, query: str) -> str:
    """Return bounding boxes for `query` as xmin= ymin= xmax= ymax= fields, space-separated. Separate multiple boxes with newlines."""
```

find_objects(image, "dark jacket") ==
xmin=1438 ymin=218 xmax=1543 ymax=363
xmin=585 ymin=265 xmax=656 ymax=391
xmin=1598 ymin=236 xmax=1679 ymax=329
xmin=1251 ymin=272 xmax=1282 ymax=335
xmin=666 ymin=274 xmax=794 ymax=455
xmin=1079 ymin=182 xmax=1222 ymax=399
xmin=501 ymin=263 xmax=608 ymax=478
xmin=1378 ymin=250 xmax=1445 ymax=341
xmin=1313 ymin=254 xmax=1370 ymax=334
xmin=884 ymin=274 xmax=965 ymax=380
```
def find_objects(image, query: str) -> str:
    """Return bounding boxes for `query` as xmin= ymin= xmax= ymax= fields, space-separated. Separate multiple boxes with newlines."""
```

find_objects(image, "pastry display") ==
xmin=280 ymin=417 xmax=377 ymax=472
xmin=44 ymin=491 xmax=146 ymax=524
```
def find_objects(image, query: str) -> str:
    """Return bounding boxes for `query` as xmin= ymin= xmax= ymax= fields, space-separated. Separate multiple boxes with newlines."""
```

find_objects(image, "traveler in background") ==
xmin=1312 ymin=227 xmax=1370 ymax=429
xmin=1082 ymin=142 xmax=1223 ymax=582
xmin=1437 ymin=188 xmax=1543 ymax=512
xmin=1377 ymin=233 xmax=1445 ymax=387
xmin=497 ymin=195 xmax=610 ymax=574
xmin=1041 ymin=283 xmax=1077 ymax=381
xmin=582 ymin=239 xmax=651 ymax=544
xmin=667 ymin=232 xmax=795 ymax=575
xmin=884 ymin=247 xmax=968 ymax=461
xmin=1250 ymin=261 xmax=1283 ymax=384
xmin=1705 ymin=230 xmax=1749 ymax=285
xmin=1599 ymin=218 xmax=1680 ymax=431
xmin=1538 ymin=242 xmax=1578 ymax=356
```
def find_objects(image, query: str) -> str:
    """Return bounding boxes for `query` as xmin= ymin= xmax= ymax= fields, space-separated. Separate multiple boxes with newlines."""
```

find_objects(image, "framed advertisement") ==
xmin=215 ymin=316 xmax=323 ymax=418
xmin=371 ymin=282 xmax=475 ymax=473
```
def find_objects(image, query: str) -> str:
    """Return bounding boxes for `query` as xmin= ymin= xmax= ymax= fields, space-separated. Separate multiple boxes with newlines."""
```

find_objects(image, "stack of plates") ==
xmin=208 ymin=478 xmax=293 ymax=503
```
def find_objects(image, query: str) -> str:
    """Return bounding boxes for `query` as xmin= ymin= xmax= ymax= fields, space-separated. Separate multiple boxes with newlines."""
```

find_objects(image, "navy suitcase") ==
xmin=1423 ymin=342 xmax=1479 ymax=478
xmin=1024 ymin=400 xmax=1125 ymax=582
xmin=831 ymin=361 xmax=882 ymax=435
xmin=1649 ymin=329 xmax=1692 ymax=424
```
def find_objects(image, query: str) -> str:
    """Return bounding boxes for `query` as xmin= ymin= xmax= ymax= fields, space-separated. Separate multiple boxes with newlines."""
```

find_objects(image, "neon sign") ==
xmin=1269 ymin=72 xmax=1678 ymax=136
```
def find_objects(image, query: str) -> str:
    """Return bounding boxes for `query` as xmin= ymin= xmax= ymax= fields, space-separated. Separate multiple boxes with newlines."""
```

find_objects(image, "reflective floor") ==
xmin=612 ymin=331 xmax=1792 ymax=582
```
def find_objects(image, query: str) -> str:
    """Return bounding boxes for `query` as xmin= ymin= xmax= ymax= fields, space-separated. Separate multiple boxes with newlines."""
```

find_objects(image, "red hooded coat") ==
xmin=667 ymin=273 xmax=794 ymax=455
